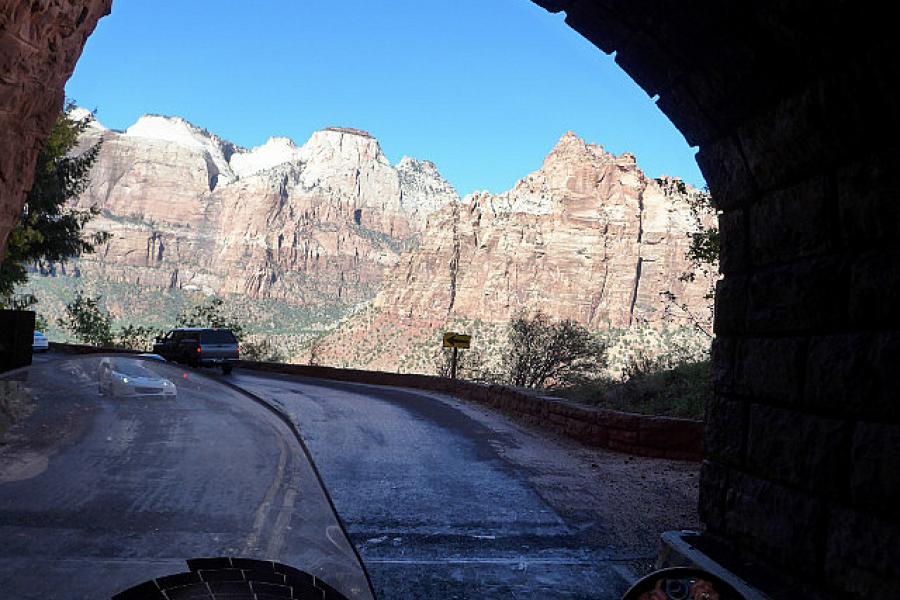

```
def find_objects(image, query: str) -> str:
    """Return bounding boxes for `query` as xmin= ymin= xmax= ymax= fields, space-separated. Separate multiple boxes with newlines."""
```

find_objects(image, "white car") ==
xmin=98 ymin=357 xmax=177 ymax=398
xmin=32 ymin=331 xmax=49 ymax=352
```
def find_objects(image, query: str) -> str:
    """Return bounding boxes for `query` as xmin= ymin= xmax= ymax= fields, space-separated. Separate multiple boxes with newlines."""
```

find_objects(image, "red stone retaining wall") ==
xmin=48 ymin=342 xmax=704 ymax=461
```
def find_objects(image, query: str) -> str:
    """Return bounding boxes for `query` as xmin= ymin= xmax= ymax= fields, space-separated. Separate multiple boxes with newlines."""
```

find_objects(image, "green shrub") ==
xmin=176 ymin=297 xmax=244 ymax=339
xmin=241 ymin=338 xmax=285 ymax=363
xmin=555 ymin=360 xmax=710 ymax=419
xmin=500 ymin=310 xmax=606 ymax=388
xmin=57 ymin=291 xmax=113 ymax=346
xmin=115 ymin=324 xmax=162 ymax=351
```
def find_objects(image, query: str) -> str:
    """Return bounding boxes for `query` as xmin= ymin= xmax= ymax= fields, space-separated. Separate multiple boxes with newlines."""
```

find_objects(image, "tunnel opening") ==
xmin=0 ymin=2 xmax=897 ymax=599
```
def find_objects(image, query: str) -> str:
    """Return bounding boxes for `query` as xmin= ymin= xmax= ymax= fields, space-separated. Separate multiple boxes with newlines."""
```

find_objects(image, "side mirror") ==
xmin=622 ymin=567 xmax=745 ymax=600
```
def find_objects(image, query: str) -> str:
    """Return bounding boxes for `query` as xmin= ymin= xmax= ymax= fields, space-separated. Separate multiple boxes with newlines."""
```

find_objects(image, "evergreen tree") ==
xmin=0 ymin=103 xmax=109 ymax=307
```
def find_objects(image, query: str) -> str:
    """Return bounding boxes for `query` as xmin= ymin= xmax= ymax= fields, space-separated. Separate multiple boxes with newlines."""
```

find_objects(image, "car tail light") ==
xmin=196 ymin=346 xmax=202 ymax=353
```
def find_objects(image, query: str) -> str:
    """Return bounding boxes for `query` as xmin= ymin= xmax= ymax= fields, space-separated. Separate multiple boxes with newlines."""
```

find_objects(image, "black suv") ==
xmin=153 ymin=328 xmax=239 ymax=374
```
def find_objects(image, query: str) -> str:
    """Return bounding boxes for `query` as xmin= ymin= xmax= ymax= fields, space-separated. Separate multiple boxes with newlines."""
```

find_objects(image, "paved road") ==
xmin=29 ymin=350 xmax=58 ymax=366
xmin=11 ymin=353 xmax=699 ymax=599
xmin=0 ymin=356 xmax=372 ymax=599
xmin=227 ymin=371 xmax=700 ymax=599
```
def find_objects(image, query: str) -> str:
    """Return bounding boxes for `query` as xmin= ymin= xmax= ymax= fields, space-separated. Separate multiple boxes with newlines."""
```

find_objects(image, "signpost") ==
xmin=442 ymin=332 xmax=472 ymax=380
xmin=442 ymin=333 xmax=471 ymax=349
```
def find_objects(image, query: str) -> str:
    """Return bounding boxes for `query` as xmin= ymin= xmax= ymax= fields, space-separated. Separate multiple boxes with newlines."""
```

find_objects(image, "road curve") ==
xmin=0 ymin=356 xmax=372 ymax=600
xmin=227 ymin=371 xmax=699 ymax=599
xmin=8 ymin=353 xmax=699 ymax=599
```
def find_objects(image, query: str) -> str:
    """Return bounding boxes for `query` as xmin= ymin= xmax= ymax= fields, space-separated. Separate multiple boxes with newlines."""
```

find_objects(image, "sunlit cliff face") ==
xmin=67 ymin=114 xmax=459 ymax=303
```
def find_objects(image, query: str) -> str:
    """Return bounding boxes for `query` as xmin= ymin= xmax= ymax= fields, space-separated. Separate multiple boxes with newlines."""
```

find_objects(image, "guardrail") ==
xmin=48 ymin=342 xmax=704 ymax=461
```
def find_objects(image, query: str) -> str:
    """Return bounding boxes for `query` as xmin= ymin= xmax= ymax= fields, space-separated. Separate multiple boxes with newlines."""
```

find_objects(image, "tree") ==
xmin=176 ymin=296 xmax=284 ymax=363
xmin=659 ymin=180 xmax=719 ymax=338
xmin=55 ymin=291 xmax=160 ymax=350
xmin=240 ymin=338 xmax=285 ymax=363
xmin=500 ymin=310 xmax=606 ymax=388
xmin=115 ymin=324 xmax=162 ymax=352
xmin=0 ymin=103 xmax=109 ymax=307
xmin=307 ymin=336 xmax=323 ymax=366
xmin=57 ymin=291 xmax=113 ymax=346
xmin=176 ymin=297 xmax=245 ymax=338
xmin=34 ymin=313 xmax=49 ymax=333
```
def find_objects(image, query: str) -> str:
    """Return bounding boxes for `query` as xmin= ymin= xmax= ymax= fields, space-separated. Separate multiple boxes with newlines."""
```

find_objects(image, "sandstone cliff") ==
xmin=311 ymin=133 xmax=716 ymax=371
xmin=0 ymin=0 xmax=111 ymax=261
xmin=33 ymin=119 xmax=714 ymax=372
xmin=68 ymin=113 xmax=459 ymax=306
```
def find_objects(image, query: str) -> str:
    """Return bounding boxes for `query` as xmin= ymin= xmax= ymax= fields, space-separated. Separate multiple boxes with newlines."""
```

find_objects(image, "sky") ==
xmin=65 ymin=0 xmax=705 ymax=196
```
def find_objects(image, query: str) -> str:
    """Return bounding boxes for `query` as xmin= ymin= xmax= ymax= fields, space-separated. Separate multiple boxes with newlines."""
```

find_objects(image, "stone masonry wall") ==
xmin=236 ymin=360 xmax=706 ymax=462
xmin=0 ymin=0 xmax=111 ymax=260
xmin=531 ymin=2 xmax=900 ymax=598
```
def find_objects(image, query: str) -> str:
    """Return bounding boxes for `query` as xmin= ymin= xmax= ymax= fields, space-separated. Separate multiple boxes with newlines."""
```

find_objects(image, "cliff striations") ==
xmin=31 ymin=119 xmax=713 ymax=369
xmin=68 ymin=113 xmax=459 ymax=306
xmin=311 ymin=132 xmax=716 ymax=371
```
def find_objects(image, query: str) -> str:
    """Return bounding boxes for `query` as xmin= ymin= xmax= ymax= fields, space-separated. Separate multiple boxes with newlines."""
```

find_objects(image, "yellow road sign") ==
xmin=442 ymin=332 xmax=471 ymax=349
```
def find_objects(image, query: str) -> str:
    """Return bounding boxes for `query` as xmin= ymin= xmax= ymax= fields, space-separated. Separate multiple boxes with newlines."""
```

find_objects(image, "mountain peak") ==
xmin=323 ymin=126 xmax=373 ymax=138
xmin=229 ymin=136 xmax=303 ymax=178
xmin=554 ymin=131 xmax=588 ymax=148
xmin=68 ymin=107 xmax=106 ymax=131
xmin=547 ymin=131 xmax=610 ymax=161
xmin=265 ymin=136 xmax=297 ymax=148
xmin=125 ymin=114 xmax=221 ymax=149
xmin=301 ymin=128 xmax=387 ymax=167
xmin=397 ymin=156 xmax=440 ymax=173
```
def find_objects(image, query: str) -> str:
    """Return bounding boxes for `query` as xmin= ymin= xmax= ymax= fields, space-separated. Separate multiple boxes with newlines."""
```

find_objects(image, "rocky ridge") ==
xmin=68 ymin=112 xmax=460 ymax=306
xmin=311 ymin=132 xmax=716 ymax=371
xmin=41 ymin=117 xmax=714 ymax=371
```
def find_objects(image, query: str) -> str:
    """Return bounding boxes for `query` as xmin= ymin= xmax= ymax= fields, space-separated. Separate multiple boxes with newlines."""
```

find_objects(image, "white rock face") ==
xmin=288 ymin=127 xmax=445 ymax=238
xmin=68 ymin=107 xmax=107 ymax=131
xmin=126 ymin=115 xmax=216 ymax=150
xmin=70 ymin=113 xmax=460 ymax=304
xmin=396 ymin=157 xmax=461 ymax=229
xmin=230 ymin=137 xmax=303 ymax=178
xmin=296 ymin=128 xmax=391 ymax=188
xmin=125 ymin=115 xmax=237 ymax=188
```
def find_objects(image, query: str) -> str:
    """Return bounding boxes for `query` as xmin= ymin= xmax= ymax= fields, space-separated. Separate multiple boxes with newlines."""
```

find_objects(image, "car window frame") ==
xmin=200 ymin=330 xmax=237 ymax=345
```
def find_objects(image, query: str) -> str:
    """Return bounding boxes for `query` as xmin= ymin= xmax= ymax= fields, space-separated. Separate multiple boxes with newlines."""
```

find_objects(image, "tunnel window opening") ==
xmin=46 ymin=0 xmax=716 ymax=401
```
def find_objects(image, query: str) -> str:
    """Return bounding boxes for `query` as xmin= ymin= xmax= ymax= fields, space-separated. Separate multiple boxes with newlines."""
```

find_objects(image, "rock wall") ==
xmin=67 ymin=115 xmax=459 ymax=305
xmin=313 ymin=133 xmax=715 ymax=371
xmin=63 ymin=122 xmax=713 ymax=360
xmin=376 ymin=132 xmax=714 ymax=328
xmin=0 ymin=0 xmax=111 ymax=260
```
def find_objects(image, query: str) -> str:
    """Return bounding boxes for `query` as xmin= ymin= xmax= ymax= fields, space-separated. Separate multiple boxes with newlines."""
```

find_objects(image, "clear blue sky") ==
xmin=66 ymin=0 xmax=705 ymax=196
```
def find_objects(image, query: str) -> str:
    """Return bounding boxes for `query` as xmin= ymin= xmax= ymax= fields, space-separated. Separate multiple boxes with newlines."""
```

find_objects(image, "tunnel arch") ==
xmin=1 ymin=2 xmax=897 ymax=598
